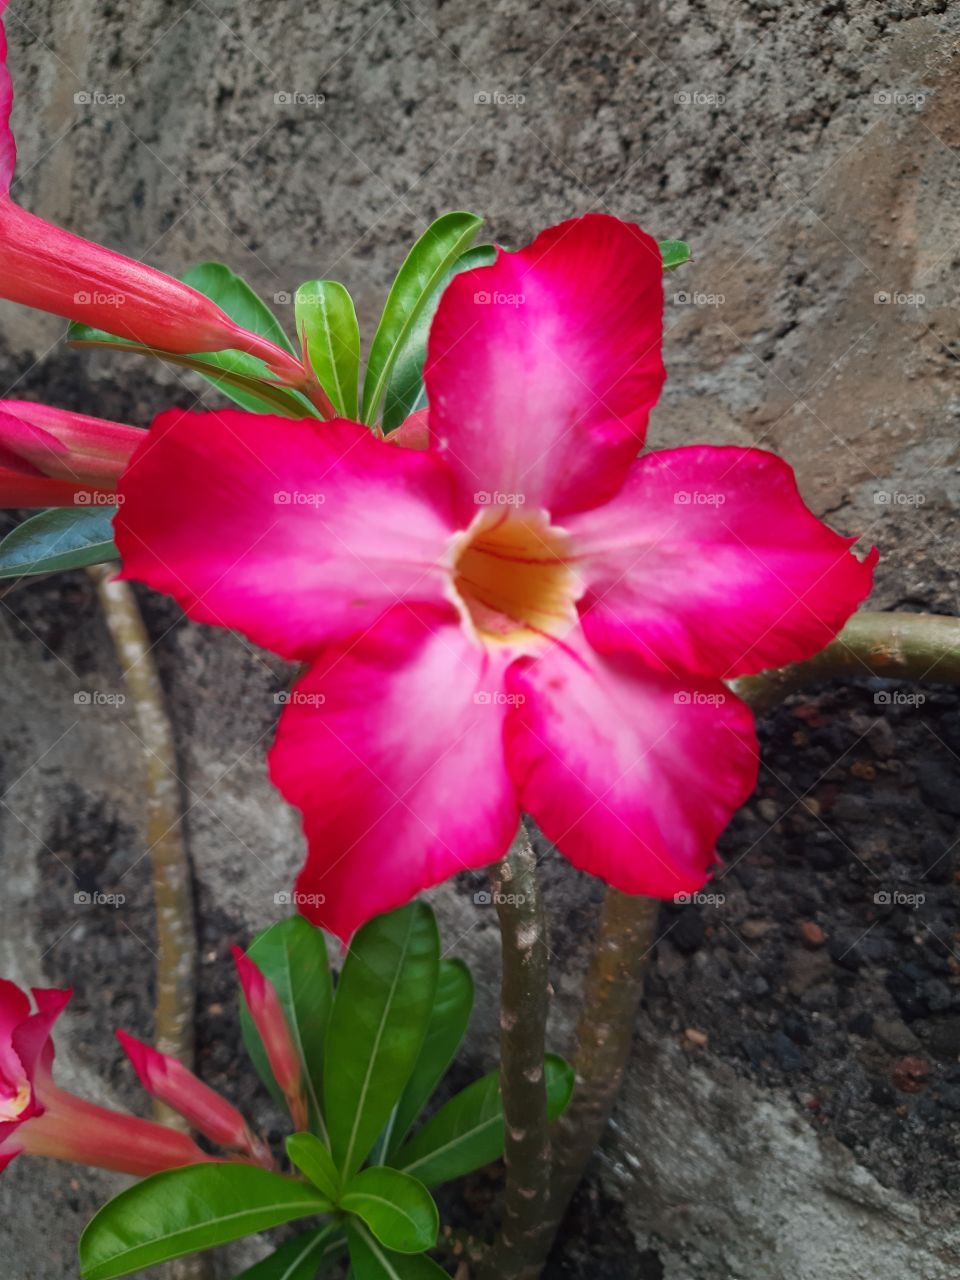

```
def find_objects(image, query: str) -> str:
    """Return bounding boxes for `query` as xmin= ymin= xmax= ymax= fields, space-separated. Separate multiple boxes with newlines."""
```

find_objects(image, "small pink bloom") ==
xmin=0 ymin=400 xmax=141 ymax=506
xmin=116 ymin=213 xmax=877 ymax=941
xmin=116 ymin=1030 xmax=270 ymax=1165
xmin=0 ymin=4 xmax=301 ymax=380
xmin=231 ymin=948 xmax=307 ymax=1131
xmin=0 ymin=981 xmax=209 ymax=1176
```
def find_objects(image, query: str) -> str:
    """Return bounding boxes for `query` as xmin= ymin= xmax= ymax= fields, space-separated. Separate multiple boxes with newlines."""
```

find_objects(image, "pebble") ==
xmin=800 ymin=920 xmax=826 ymax=947
xmin=891 ymin=1055 xmax=931 ymax=1093
xmin=873 ymin=1017 xmax=921 ymax=1054
xmin=684 ymin=1027 xmax=709 ymax=1048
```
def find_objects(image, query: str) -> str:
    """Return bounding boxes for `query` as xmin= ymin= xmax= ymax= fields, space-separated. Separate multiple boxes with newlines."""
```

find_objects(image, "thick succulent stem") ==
xmin=480 ymin=824 xmax=552 ymax=1280
xmin=733 ymin=611 xmax=960 ymax=711
xmin=528 ymin=891 xmax=660 ymax=1276
xmin=88 ymin=565 xmax=207 ymax=1280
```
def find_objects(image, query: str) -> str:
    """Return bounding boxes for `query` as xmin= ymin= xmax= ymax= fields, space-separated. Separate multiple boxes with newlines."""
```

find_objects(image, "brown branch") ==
xmin=480 ymin=824 xmax=553 ymax=1280
xmin=734 ymin=611 xmax=960 ymax=711
xmin=87 ymin=565 xmax=208 ymax=1280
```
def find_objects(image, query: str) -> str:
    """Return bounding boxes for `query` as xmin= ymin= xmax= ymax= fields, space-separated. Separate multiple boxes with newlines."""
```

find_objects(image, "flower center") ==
xmin=0 ymin=1077 xmax=32 ymax=1121
xmin=449 ymin=508 xmax=580 ymax=652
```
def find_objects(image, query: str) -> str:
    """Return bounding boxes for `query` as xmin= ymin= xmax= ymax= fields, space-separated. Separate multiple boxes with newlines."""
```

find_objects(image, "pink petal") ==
xmin=566 ymin=446 xmax=877 ymax=679
xmin=505 ymin=628 xmax=758 ymax=898
xmin=388 ymin=407 xmax=430 ymax=451
xmin=269 ymin=606 xmax=520 ymax=941
xmin=116 ymin=410 xmax=459 ymax=661
xmin=425 ymin=213 xmax=665 ymax=519
xmin=0 ymin=977 xmax=29 ymax=1096
xmin=0 ymin=0 xmax=14 ymax=194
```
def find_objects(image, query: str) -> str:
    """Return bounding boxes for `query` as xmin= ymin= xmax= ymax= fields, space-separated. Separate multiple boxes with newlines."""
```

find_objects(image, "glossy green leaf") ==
xmin=386 ymin=959 xmax=474 ymax=1157
xmin=181 ymin=261 xmax=295 ymax=355
xmin=295 ymin=280 xmax=360 ymax=418
xmin=240 ymin=917 xmax=333 ymax=1139
xmin=67 ymin=326 xmax=316 ymax=419
xmin=78 ymin=1164 xmax=332 ymax=1280
xmin=346 ymin=1221 xmax=448 ymax=1280
xmin=381 ymin=243 xmax=496 ymax=433
xmin=325 ymin=903 xmax=439 ymax=1177
xmin=233 ymin=1224 xmax=344 ymax=1279
xmin=340 ymin=1166 xmax=438 ymax=1255
xmin=0 ymin=506 xmax=118 ymax=579
xmin=392 ymin=1054 xmax=574 ymax=1188
xmin=361 ymin=211 xmax=483 ymax=423
xmin=286 ymin=1133 xmax=341 ymax=1202
xmin=659 ymin=239 xmax=692 ymax=271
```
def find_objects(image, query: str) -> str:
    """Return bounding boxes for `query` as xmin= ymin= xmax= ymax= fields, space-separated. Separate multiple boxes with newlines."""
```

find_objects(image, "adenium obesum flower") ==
xmin=0 ymin=979 xmax=210 ymax=1176
xmin=116 ymin=1030 xmax=271 ymax=1166
xmin=232 ymin=947 xmax=307 ymax=1131
xmin=0 ymin=399 xmax=140 ymax=507
xmin=0 ymin=2 xmax=301 ymax=380
xmin=115 ymin=213 xmax=876 ymax=941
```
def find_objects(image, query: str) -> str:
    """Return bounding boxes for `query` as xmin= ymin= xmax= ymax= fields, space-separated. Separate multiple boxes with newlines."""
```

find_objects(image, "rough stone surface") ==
xmin=0 ymin=0 xmax=959 ymax=1277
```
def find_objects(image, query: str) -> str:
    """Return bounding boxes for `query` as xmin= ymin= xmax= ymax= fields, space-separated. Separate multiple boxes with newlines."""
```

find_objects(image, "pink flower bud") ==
xmin=231 ymin=947 xmax=307 ymax=1131
xmin=117 ymin=1031 xmax=270 ymax=1165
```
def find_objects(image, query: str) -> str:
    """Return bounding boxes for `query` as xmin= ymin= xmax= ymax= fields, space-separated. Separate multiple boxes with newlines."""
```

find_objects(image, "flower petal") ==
xmin=505 ymin=628 xmax=757 ymax=898
xmin=0 ymin=0 xmax=15 ymax=194
xmin=116 ymin=410 xmax=459 ymax=661
xmin=425 ymin=213 xmax=665 ymax=518
xmin=269 ymin=606 xmax=519 ymax=941
xmin=567 ymin=446 xmax=877 ymax=679
xmin=0 ymin=977 xmax=29 ymax=1092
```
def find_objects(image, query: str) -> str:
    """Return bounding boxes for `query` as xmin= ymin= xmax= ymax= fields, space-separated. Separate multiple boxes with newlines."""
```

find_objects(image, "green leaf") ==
xmin=67 ymin=326 xmax=316 ymax=419
xmin=295 ymin=280 xmax=361 ymax=418
xmin=346 ymin=1221 xmax=448 ymax=1280
xmin=240 ymin=917 xmax=333 ymax=1139
xmin=325 ymin=903 xmax=440 ymax=1177
xmin=392 ymin=1055 xmax=574 ymax=1188
xmin=659 ymin=239 xmax=692 ymax=271
xmin=0 ymin=506 xmax=118 ymax=579
xmin=233 ymin=1224 xmax=344 ymax=1279
xmin=286 ymin=1133 xmax=341 ymax=1203
xmin=78 ymin=1165 xmax=332 ymax=1280
xmin=340 ymin=1167 xmax=438 ymax=1255
xmin=381 ymin=243 xmax=496 ymax=433
xmin=181 ymin=261 xmax=296 ymax=356
xmin=361 ymin=211 xmax=483 ymax=424
xmin=386 ymin=959 xmax=474 ymax=1157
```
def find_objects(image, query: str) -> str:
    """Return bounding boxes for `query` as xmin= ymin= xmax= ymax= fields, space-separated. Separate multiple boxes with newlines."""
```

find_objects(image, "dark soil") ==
xmin=646 ymin=675 xmax=960 ymax=1204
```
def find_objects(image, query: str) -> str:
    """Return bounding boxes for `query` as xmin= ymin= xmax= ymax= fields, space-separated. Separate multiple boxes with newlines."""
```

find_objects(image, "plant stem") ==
xmin=481 ymin=824 xmax=552 ymax=1280
xmin=525 ymin=891 xmax=660 ymax=1276
xmin=88 ymin=566 xmax=209 ymax=1280
xmin=89 ymin=565 xmax=197 ymax=1073
xmin=733 ymin=611 xmax=960 ymax=710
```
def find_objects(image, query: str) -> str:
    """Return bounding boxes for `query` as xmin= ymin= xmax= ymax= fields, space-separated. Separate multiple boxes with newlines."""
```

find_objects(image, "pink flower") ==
xmin=115 ymin=213 xmax=876 ymax=941
xmin=0 ymin=399 xmax=141 ymax=507
xmin=231 ymin=948 xmax=307 ymax=1131
xmin=0 ymin=3 xmax=302 ymax=380
xmin=0 ymin=980 xmax=210 ymax=1176
xmin=116 ymin=1030 xmax=271 ymax=1166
